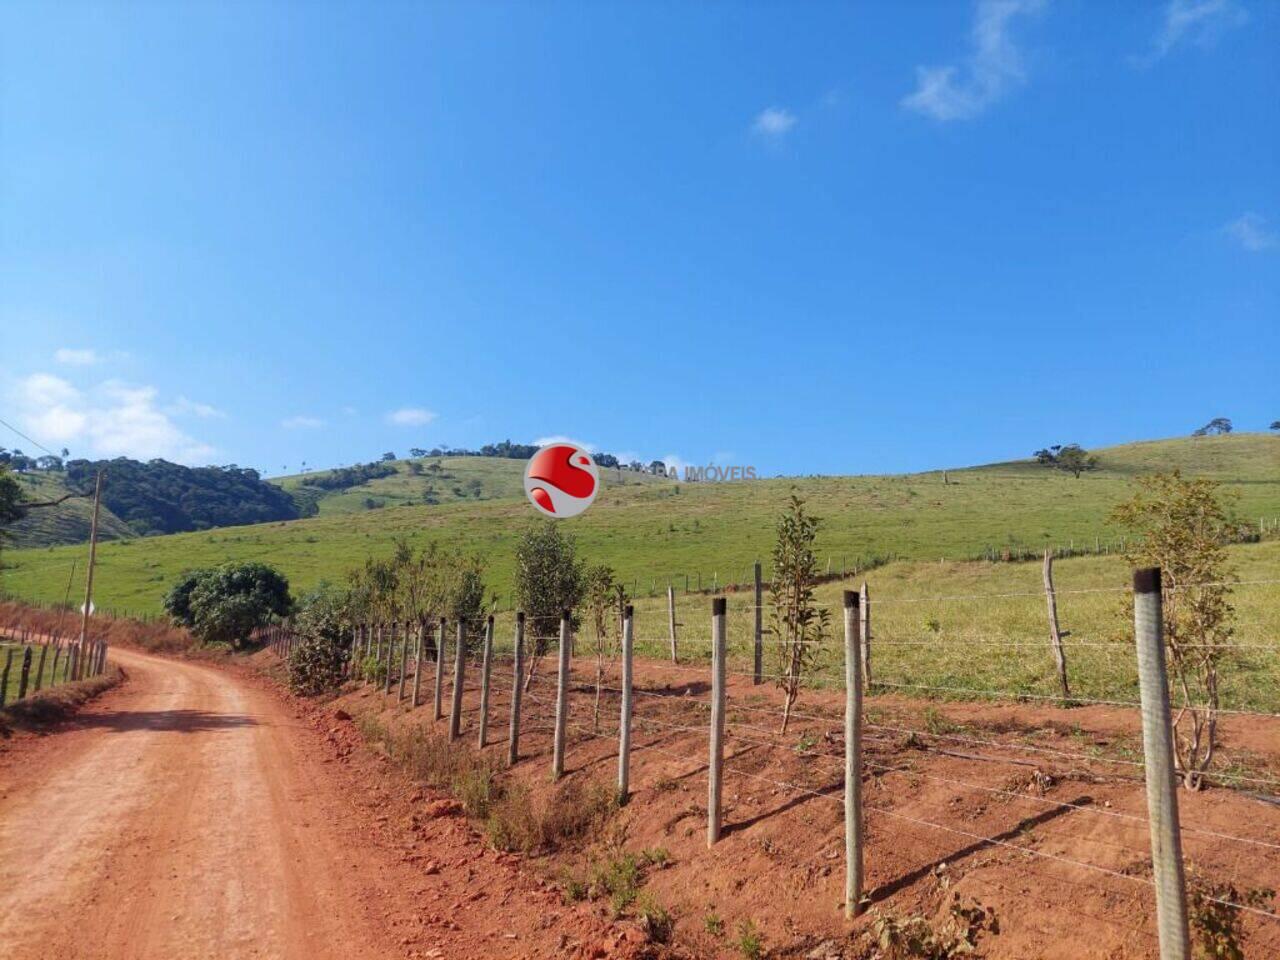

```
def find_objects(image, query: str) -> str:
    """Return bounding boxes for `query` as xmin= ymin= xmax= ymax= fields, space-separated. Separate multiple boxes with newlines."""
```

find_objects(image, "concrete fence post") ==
xmin=859 ymin=581 xmax=871 ymax=689
xmin=753 ymin=561 xmax=764 ymax=685
xmin=412 ymin=620 xmax=425 ymax=707
xmin=708 ymin=597 xmax=727 ymax=846
xmin=509 ymin=613 xmax=525 ymax=767
xmin=433 ymin=618 xmax=446 ymax=721
xmin=844 ymin=590 xmax=865 ymax=918
xmin=552 ymin=610 xmax=571 ymax=780
xmin=667 ymin=586 xmax=678 ymax=663
xmin=618 ymin=604 xmax=635 ymax=802
xmin=477 ymin=616 xmax=494 ymax=748
xmin=449 ymin=620 xmax=467 ymax=741
xmin=1133 ymin=567 xmax=1190 ymax=960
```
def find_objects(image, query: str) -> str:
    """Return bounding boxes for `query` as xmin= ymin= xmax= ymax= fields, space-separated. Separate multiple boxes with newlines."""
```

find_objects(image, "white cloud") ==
xmin=167 ymin=395 xmax=225 ymax=419
xmin=281 ymin=415 xmax=326 ymax=430
xmin=9 ymin=373 xmax=216 ymax=463
xmin=386 ymin=407 xmax=438 ymax=427
xmin=902 ymin=0 xmax=1044 ymax=122
xmin=533 ymin=435 xmax=597 ymax=453
xmin=660 ymin=453 xmax=690 ymax=476
xmin=1137 ymin=0 xmax=1246 ymax=65
xmin=1223 ymin=212 xmax=1277 ymax=252
xmin=752 ymin=107 xmax=797 ymax=136
xmin=54 ymin=348 xmax=102 ymax=366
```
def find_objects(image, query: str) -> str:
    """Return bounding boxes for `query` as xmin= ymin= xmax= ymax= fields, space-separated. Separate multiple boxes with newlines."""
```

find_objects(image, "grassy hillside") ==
xmin=275 ymin=455 xmax=668 ymax=516
xmin=4 ymin=472 xmax=134 ymax=549
xmin=2 ymin=433 xmax=1276 ymax=616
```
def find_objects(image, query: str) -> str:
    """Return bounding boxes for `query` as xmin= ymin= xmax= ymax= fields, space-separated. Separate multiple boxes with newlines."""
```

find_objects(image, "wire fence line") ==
xmin=263 ymin=566 xmax=1280 ymax=957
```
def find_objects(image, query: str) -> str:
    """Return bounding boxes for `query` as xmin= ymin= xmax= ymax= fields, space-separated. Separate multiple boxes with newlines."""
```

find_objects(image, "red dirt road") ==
xmin=0 ymin=649 xmax=627 ymax=960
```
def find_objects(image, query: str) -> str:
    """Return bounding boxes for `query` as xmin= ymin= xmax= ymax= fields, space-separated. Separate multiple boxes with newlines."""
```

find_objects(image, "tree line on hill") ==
xmin=401 ymin=440 xmax=658 ymax=473
xmin=64 ymin=458 xmax=301 ymax=535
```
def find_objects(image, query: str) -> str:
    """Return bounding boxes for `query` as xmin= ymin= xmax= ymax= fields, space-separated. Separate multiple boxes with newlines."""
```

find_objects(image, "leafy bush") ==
xmin=164 ymin=561 xmax=292 ymax=648
xmin=287 ymin=587 xmax=351 ymax=696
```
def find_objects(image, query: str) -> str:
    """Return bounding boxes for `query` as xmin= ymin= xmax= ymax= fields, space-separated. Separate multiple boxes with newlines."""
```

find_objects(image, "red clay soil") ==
xmin=2 ymin=644 xmax=1277 ymax=959
xmin=0 ymin=648 xmax=657 ymax=960
xmin=346 ymin=652 xmax=1280 ymax=959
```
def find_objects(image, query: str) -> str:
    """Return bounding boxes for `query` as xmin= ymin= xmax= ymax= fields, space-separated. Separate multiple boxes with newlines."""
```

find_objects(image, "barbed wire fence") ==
xmin=306 ymin=569 xmax=1280 ymax=959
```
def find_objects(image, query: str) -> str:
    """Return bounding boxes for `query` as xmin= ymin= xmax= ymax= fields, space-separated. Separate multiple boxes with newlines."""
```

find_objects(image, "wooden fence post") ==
xmin=398 ymin=620 xmax=410 ymax=702
xmin=753 ymin=561 xmax=763 ymax=685
xmin=34 ymin=642 xmax=48 ymax=692
xmin=618 ymin=604 xmax=635 ymax=802
xmin=667 ymin=585 xmax=678 ymax=663
xmin=17 ymin=646 xmax=33 ymax=700
xmin=708 ymin=598 xmax=726 ymax=845
xmin=844 ymin=590 xmax=865 ymax=918
xmin=552 ymin=610 xmax=571 ymax=780
xmin=434 ymin=618 xmax=446 ymax=721
xmin=52 ymin=644 xmax=62 ymax=686
xmin=412 ymin=620 xmax=425 ymax=707
xmin=860 ymin=580 xmax=871 ymax=689
xmin=383 ymin=623 xmax=395 ymax=695
xmin=1133 ymin=567 xmax=1190 ymax=960
xmin=448 ymin=620 xmax=466 ymax=741
xmin=1043 ymin=549 xmax=1070 ymax=701
xmin=1 ymin=647 xmax=12 ymax=706
xmin=477 ymin=616 xmax=494 ymax=748
xmin=509 ymin=613 xmax=525 ymax=766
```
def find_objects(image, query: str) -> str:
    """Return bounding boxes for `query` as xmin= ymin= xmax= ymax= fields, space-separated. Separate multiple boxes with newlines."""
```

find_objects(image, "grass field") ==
xmin=2 ymin=433 xmax=1276 ymax=619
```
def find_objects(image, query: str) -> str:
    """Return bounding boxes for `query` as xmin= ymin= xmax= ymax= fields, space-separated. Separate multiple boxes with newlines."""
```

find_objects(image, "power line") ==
xmin=0 ymin=416 xmax=59 ymax=458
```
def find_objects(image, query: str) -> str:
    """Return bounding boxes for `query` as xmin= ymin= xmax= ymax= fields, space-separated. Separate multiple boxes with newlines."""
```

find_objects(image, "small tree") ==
xmin=1033 ymin=443 xmax=1098 ymax=477
xmin=1193 ymin=417 xmax=1233 ymax=436
xmin=164 ymin=562 xmax=292 ymax=648
xmin=769 ymin=495 xmax=830 ymax=733
xmin=513 ymin=521 xmax=585 ymax=687
xmin=1270 ymin=420 xmax=1280 ymax=432
xmin=1112 ymin=471 xmax=1236 ymax=789
xmin=582 ymin=564 xmax=622 ymax=731
xmin=287 ymin=585 xmax=351 ymax=695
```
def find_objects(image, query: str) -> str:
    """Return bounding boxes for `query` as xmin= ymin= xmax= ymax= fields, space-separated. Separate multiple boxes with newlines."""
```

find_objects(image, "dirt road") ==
xmin=0 ymin=649 xmax=622 ymax=960
xmin=0 ymin=648 xmax=401 ymax=959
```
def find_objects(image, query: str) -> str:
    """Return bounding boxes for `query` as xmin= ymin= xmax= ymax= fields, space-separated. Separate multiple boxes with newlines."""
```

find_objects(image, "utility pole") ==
xmin=79 ymin=471 xmax=104 ymax=647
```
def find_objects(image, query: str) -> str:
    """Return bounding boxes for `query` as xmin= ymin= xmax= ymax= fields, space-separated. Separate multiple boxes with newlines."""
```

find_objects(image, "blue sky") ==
xmin=2 ymin=0 xmax=1276 ymax=477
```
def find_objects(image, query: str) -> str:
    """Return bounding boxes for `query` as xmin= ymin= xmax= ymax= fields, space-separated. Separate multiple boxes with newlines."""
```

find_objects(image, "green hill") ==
xmin=275 ymin=454 xmax=669 ymax=516
xmin=4 ymin=472 xmax=134 ymax=548
xmin=2 ymin=434 xmax=1277 ymax=616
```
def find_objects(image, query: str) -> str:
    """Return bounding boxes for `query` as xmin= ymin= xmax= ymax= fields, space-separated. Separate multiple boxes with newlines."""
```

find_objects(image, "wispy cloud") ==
xmin=752 ymin=107 xmax=797 ymax=137
xmin=281 ymin=415 xmax=326 ymax=430
xmin=902 ymin=0 xmax=1045 ymax=122
xmin=167 ymin=395 xmax=225 ymax=419
xmin=386 ymin=407 xmax=437 ymax=427
xmin=8 ymin=373 xmax=215 ymax=463
xmin=53 ymin=347 xmax=130 ymax=366
xmin=1136 ymin=0 xmax=1247 ymax=65
xmin=54 ymin=347 xmax=103 ymax=366
xmin=1223 ymin=212 xmax=1277 ymax=252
